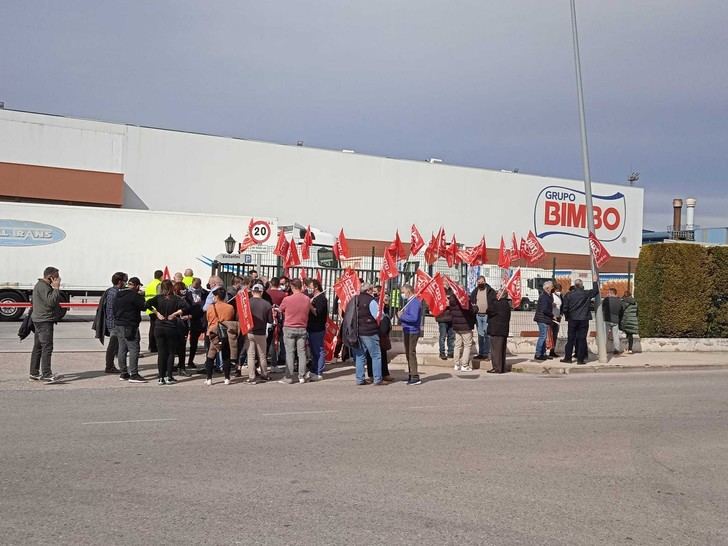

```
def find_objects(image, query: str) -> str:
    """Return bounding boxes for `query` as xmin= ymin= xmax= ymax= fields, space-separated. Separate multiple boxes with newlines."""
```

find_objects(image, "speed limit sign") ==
xmin=249 ymin=220 xmax=272 ymax=244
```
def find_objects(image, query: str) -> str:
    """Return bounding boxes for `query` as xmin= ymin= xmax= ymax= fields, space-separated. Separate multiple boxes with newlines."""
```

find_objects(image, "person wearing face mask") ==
xmin=470 ymin=276 xmax=492 ymax=362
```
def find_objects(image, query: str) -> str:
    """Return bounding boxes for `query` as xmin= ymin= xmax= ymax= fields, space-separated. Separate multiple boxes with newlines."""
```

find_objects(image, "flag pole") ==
xmin=570 ymin=0 xmax=607 ymax=363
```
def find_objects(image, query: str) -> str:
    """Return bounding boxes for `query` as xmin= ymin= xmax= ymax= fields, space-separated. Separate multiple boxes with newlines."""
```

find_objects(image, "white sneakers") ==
xmin=461 ymin=366 xmax=473 ymax=372
xmin=299 ymin=377 xmax=306 ymax=384
xmin=453 ymin=364 xmax=461 ymax=371
xmin=204 ymin=379 xmax=212 ymax=386
xmin=224 ymin=379 xmax=230 ymax=385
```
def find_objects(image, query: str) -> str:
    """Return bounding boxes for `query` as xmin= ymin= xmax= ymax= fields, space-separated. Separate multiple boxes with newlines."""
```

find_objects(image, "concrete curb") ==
xmin=511 ymin=361 xmax=728 ymax=375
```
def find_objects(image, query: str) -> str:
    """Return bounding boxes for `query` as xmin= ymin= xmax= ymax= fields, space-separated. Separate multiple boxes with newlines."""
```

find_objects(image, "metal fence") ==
xmin=210 ymin=244 xmax=632 ymax=339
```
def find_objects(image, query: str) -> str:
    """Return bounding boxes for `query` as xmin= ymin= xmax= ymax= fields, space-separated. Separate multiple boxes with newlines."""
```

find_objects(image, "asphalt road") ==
xmin=1 ymin=353 xmax=727 ymax=545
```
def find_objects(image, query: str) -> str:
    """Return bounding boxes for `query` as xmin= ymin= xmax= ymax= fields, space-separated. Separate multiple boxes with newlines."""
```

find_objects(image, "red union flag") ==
xmin=414 ymin=268 xmax=432 ymax=293
xmin=163 ymin=266 xmax=171 ymax=280
xmin=464 ymin=236 xmax=487 ymax=266
xmin=588 ymin=231 xmax=612 ymax=268
xmin=498 ymin=236 xmax=511 ymax=269
xmin=284 ymin=237 xmax=301 ymax=268
xmin=299 ymin=268 xmax=307 ymax=281
xmin=445 ymin=235 xmax=460 ymax=267
xmin=445 ymin=276 xmax=469 ymax=309
xmin=436 ymin=227 xmax=448 ymax=258
xmin=301 ymin=225 xmax=313 ymax=260
xmin=324 ymin=317 xmax=339 ymax=361
xmin=333 ymin=268 xmax=360 ymax=312
xmin=239 ymin=218 xmax=256 ymax=253
xmin=380 ymin=248 xmax=398 ymax=282
xmin=418 ymin=272 xmax=448 ymax=317
xmin=524 ymin=230 xmax=546 ymax=264
xmin=510 ymin=232 xmax=521 ymax=261
xmin=333 ymin=229 xmax=350 ymax=261
xmin=410 ymin=224 xmax=425 ymax=256
xmin=519 ymin=237 xmax=527 ymax=259
xmin=273 ymin=230 xmax=289 ymax=258
xmin=235 ymin=290 xmax=254 ymax=335
xmin=388 ymin=231 xmax=407 ymax=262
xmin=504 ymin=268 xmax=522 ymax=310
xmin=424 ymin=233 xmax=438 ymax=265
xmin=376 ymin=278 xmax=387 ymax=324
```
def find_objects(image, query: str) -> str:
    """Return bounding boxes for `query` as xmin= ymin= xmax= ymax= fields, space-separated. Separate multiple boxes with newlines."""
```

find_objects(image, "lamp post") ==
xmin=224 ymin=234 xmax=236 ymax=255
xmin=570 ymin=0 xmax=607 ymax=363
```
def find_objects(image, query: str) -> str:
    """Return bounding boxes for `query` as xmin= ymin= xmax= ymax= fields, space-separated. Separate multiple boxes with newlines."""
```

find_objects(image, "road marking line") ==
xmin=407 ymin=405 xmax=464 ymax=410
xmin=81 ymin=418 xmax=177 ymax=425
xmin=262 ymin=410 xmax=338 ymax=417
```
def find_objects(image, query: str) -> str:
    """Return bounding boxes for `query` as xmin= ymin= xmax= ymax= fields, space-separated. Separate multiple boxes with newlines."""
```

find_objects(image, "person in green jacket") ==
xmin=620 ymin=291 xmax=639 ymax=354
xmin=29 ymin=266 xmax=63 ymax=382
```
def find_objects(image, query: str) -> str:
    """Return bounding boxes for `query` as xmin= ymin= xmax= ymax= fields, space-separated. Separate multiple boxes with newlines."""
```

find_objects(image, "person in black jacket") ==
xmin=560 ymin=279 xmax=600 ymax=364
xmin=602 ymin=287 xmax=623 ymax=354
xmin=184 ymin=278 xmax=207 ymax=369
xmin=113 ymin=277 xmax=147 ymax=382
xmin=306 ymin=279 xmax=328 ymax=381
xmin=146 ymin=280 xmax=189 ymax=385
xmin=486 ymin=287 xmax=512 ymax=373
xmin=533 ymin=281 xmax=555 ymax=361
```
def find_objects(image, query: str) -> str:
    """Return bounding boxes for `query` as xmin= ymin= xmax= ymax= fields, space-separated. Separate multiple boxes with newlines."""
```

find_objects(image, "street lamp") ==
xmin=224 ymin=234 xmax=236 ymax=254
xmin=570 ymin=0 xmax=607 ymax=363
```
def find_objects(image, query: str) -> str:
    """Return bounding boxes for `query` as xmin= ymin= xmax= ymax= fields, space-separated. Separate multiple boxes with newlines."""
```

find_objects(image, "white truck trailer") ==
xmin=0 ymin=202 xmax=278 ymax=320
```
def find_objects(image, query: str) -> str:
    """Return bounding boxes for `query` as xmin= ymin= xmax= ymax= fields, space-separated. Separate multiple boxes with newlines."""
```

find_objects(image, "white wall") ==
xmin=0 ymin=110 xmax=644 ymax=257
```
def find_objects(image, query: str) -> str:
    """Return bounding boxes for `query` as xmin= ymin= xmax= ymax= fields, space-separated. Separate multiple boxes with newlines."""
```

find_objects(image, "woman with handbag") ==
xmin=145 ymin=280 xmax=189 ymax=385
xmin=203 ymin=288 xmax=235 ymax=385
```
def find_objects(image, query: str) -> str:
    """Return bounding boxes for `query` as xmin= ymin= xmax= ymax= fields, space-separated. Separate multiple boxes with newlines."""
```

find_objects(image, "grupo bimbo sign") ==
xmin=533 ymin=186 xmax=626 ymax=242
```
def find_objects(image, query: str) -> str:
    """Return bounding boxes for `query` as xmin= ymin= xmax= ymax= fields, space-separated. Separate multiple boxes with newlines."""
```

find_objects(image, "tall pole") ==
xmin=570 ymin=0 xmax=607 ymax=363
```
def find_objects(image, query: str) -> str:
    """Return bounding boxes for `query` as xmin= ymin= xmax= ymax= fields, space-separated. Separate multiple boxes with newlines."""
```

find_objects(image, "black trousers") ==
xmin=105 ymin=333 xmax=119 ymax=369
xmin=564 ymin=319 xmax=589 ymax=362
xmin=148 ymin=314 xmax=157 ymax=352
xmin=188 ymin=324 xmax=204 ymax=364
xmin=155 ymin=327 xmax=178 ymax=378
xmin=489 ymin=335 xmax=507 ymax=373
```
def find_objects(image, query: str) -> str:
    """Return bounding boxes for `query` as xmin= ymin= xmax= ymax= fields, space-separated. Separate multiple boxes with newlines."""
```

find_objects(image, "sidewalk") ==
xmin=509 ymin=351 xmax=728 ymax=374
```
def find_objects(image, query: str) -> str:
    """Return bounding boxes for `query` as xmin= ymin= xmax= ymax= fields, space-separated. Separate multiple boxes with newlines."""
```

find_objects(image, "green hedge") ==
xmin=635 ymin=243 xmax=727 ymax=338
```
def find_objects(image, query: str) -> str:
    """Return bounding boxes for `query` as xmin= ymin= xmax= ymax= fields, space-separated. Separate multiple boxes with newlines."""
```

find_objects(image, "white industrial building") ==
xmin=0 ymin=108 xmax=643 ymax=261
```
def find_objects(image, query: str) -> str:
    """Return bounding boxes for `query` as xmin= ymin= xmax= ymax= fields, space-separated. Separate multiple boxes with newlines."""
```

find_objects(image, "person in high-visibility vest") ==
xmin=182 ymin=268 xmax=194 ymax=288
xmin=145 ymin=270 xmax=163 ymax=353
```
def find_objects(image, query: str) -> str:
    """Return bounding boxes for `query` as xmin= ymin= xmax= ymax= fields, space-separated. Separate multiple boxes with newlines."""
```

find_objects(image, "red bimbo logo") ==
xmin=534 ymin=186 xmax=626 ymax=241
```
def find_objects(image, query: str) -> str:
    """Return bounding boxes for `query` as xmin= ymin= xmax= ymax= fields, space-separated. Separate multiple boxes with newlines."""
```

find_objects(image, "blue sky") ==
xmin=2 ymin=0 xmax=726 ymax=230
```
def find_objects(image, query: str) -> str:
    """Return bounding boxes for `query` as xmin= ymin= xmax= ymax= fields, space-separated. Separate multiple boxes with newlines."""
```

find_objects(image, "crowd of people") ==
xmin=532 ymin=279 xmax=639 ymax=364
xmin=25 ymin=265 xmax=638 ymax=384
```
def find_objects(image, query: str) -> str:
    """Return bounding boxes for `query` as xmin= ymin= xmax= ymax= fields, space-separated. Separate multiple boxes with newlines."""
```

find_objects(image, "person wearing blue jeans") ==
xmin=470 ymin=276 xmax=492 ymax=360
xmin=306 ymin=279 xmax=329 ymax=379
xmin=533 ymin=281 xmax=555 ymax=361
xmin=435 ymin=307 xmax=455 ymax=359
xmin=349 ymin=285 xmax=384 ymax=385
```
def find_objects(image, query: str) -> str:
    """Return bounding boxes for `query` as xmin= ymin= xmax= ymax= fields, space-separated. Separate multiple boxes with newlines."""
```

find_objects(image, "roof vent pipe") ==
xmin=685 ymin=198 xmax=697 ymax=230
xmin=672 ymin=199 xmax=683 ymax=233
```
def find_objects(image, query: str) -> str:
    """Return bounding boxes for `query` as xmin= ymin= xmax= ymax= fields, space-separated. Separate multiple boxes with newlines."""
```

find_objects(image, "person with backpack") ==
xmin=342 ymin=283 xmax=385 ymax=385
xmin=620 ymin=290 xmax=639 ymax=354
xmin=398 ymin=284 xmax=423 ymax=385
xmin=28 ymin=266 xmax=63 ymax=383
xmin=202 ymin=288 xmax=235 ymax=385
